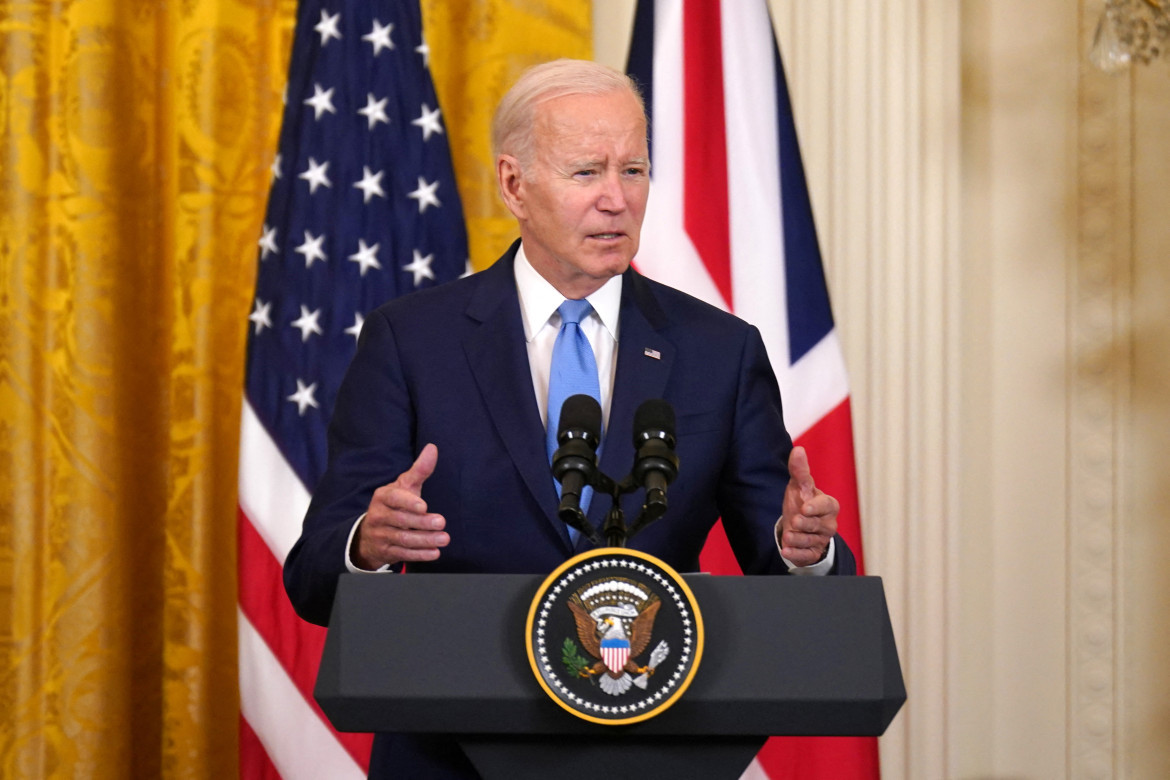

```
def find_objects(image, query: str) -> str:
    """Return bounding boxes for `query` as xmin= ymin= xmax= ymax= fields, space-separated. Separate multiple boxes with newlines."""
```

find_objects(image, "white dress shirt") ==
xmin=513 ymin=243 xmax=622 ymax=433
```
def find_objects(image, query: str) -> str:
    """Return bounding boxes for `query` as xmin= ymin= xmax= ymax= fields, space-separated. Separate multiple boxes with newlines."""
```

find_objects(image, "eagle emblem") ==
xmin=526 ymin=549 xmax=703 ymax=725
xmin=567 ymin=581 xmax=670 ymax=696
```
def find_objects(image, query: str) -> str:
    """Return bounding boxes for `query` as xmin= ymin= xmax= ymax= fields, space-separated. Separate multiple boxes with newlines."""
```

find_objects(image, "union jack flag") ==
xmin=627 ymin=1 xmax=878 ymax=777
xmin=236 ymin=1 xmax=467 ymax=776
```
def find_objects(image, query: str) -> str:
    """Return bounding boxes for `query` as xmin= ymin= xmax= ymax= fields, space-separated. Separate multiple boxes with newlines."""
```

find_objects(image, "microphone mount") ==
xmin=551 ymin=397 xmax=679 ymax=549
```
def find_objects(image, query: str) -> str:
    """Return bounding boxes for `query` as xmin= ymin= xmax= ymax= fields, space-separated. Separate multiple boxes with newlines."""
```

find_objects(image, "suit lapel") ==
xmin=465 ymin=255 xmax=677 ymax=553
xmin=463 ymin=246 xmax=573 ymax=550
xmin=584 ymin=270 xmax=676 ymax=538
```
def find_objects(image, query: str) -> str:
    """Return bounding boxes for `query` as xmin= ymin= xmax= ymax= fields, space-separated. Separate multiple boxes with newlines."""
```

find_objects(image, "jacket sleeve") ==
xmin=283 ymin=308 xmax=417 ymax=626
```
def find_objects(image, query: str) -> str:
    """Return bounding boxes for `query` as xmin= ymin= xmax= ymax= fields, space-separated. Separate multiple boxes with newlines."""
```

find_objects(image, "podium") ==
xmin=316 ymin=573 xmax=904 ymax=779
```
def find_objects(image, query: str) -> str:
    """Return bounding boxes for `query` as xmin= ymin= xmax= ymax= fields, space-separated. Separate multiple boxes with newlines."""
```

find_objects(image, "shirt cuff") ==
xmin=344 ymin=513 xmax=393 ymax=573
xmin=775 ymin=518 xmax=836 ymax=576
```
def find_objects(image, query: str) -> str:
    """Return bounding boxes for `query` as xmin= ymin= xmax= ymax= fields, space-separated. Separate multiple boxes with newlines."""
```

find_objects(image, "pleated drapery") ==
xmin=0 ymin=0 xmax=588 ymax=776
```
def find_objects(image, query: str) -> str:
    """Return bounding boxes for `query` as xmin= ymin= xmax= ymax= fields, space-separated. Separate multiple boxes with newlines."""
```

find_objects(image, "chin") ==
xmin=593 ymin=257 xmax=632 ymax=280
xmin=594 ymin=245 xmax=636 ymax=273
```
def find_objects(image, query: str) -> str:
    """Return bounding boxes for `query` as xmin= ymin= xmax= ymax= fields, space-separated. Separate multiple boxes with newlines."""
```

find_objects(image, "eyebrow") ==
xmin=568 ymin=157 xmax=649 ymax=169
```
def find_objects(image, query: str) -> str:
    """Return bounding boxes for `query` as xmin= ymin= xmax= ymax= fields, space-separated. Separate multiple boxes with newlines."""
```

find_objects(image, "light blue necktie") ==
xmin=546 ymin=299 xmax=602 ymax=535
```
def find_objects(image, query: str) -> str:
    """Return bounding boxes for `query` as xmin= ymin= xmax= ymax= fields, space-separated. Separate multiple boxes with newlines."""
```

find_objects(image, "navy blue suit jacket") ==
xmin=283 ymin=241 xmax=856 ymax=776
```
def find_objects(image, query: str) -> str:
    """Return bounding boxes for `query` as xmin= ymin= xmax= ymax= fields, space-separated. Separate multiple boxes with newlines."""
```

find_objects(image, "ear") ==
xmin=497 ymin=154 xmax=527 ymax=220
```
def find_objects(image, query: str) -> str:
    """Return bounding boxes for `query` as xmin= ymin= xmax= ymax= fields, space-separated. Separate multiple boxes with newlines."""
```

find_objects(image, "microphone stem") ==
xmin=602 ymin=503 xmax=628 ymax=548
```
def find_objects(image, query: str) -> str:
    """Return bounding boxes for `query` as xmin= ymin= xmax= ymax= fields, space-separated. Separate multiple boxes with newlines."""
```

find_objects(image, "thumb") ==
xmin=399 ymin=443 xmax=438 ymax=494
xmin=788 ymin=445 xmax=816 ymax=501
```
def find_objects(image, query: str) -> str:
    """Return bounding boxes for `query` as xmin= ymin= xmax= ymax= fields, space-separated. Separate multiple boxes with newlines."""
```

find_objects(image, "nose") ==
xmin=596 ymin=170 xmax=627 ymax=213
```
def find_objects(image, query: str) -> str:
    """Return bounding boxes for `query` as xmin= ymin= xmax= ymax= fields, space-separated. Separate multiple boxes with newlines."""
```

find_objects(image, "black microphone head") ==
xmin=557 ymin=393 xmax=602 ymax=443
xmin=632 ymin=399 xmax=676 ymax=447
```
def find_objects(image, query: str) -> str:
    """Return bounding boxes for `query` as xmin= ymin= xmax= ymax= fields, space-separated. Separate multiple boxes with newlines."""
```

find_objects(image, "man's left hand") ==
xmin=777 ymin=446 xmax=839 ymax=566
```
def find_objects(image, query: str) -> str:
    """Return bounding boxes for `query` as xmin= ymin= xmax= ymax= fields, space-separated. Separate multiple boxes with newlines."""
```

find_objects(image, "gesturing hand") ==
xmin=353 ymin=443 xmax=448 ymax=569
xmin=777 ymin=446 xmax=839 ymax=567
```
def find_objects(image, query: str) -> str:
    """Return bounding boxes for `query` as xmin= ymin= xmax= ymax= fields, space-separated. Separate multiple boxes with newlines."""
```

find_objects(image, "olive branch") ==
xmin=561 ymin=638 xmax=591 ymax=677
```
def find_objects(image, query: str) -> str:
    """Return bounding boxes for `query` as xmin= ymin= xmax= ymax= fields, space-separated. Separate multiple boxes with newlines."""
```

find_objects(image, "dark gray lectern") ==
xmin=315 ymin=574 xmax=904 ymax=779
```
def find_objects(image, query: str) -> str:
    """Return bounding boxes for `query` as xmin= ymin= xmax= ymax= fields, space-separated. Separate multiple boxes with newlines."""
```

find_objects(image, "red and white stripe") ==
xmin=602 ymin=645 xmax=632 ymax=675
xmin=634 ymin=0 xmax=863 ymax=572
xmin=237 ymin=399 xmax=371 ymax=778
xmin=631 ymin=1 xmax=874 ymax=777
xmin=637 ymin=0 xmax=850 ymax=441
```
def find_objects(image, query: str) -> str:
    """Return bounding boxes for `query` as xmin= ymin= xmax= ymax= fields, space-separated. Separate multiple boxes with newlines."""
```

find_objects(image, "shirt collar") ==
xmin=514 ymin=242 xmax=622 ymax=343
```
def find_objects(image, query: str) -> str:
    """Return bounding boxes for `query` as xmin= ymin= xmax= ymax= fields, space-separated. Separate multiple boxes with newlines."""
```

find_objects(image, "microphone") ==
xmin=628 ymin=399 xmax=679 ymax=534
xmin=551 ymin=394 xmax=602 ymax=540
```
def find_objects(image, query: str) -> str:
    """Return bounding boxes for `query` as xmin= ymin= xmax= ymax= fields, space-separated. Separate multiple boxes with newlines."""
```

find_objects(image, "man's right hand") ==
xmin=352 ymin=443 xmax=448 ymax=569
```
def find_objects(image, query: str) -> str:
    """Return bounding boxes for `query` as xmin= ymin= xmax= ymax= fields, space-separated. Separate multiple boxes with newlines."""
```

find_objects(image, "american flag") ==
xmin=237 ymin=1 xmax=467 ymax=776
xmin=626 ymin=1 xmax=879 ymax=777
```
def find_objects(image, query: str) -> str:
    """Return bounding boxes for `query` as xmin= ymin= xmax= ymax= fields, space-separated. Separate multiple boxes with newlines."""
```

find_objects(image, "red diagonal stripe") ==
xmin=698 ymin=520 xmax=740 ymax=575
xmin=238 ymin=508 xmax=374 ymax=772
xmin=683 ymin=0 xmax=733 ymax=308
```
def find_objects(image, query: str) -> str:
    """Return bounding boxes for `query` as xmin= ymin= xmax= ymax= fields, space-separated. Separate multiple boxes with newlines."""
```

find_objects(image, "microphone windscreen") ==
xmin=632 ymin=399 xmax=675 ymax=445
xmin=558 ymin=394 xmax=602 ymax=439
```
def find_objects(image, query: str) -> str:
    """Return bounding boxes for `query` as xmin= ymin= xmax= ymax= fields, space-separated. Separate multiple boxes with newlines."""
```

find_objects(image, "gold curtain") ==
xmin=422 ymin=0 xmax=592 ymax=270
xmin=0 ymin=0 xmax=588 ymax=776
xmin=0 ymin=0 xmax=294 ymax=775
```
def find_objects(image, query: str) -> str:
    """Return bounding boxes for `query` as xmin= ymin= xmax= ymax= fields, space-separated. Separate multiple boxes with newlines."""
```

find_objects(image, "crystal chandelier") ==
xmin=1090 ymin=0 xmax=1170 ymax=72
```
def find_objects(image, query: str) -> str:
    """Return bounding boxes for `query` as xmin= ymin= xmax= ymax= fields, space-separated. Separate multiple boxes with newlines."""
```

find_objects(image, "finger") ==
xmin=368 ymin=505 xmax=447 ymax=536
xmin=785 ymin=507 xmax=838 ymax=539
xmin=379 ymin=526 xmax=449 ymax=552
xmin=780 ymin=527 xmax=828 ymax=550
xmin=800 ymin=493 xmax=839 ymax=519
xmin=372 ymin=486 xmax=439 ymax=521
xmin=783 ymin=507 xmax=835 ymax=535
xmin=783 ymin=512 xmax=821 ymax=534
xmin=781 ymin=500 xmax=837 ymax=537
xmin=787 ymin=446 xmax=816 ymax=500
xmin=397 ymin=443 xmax=439 ymax=494
xmin=359 ymin=518 xmax=449 ymax=566
xmin=388 ymin=545 xmax=443 ymax=563
xmin=360 ymin=536 xmax=445 ymax=567
xmin=779 ymin=539 xmax=826 ymax=566
xmin=781 ymin=547 xmax=819 ymax=566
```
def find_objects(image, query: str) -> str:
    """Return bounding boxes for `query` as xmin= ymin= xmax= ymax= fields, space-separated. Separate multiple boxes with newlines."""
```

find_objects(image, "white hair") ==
xmin=491 ymin=58 xmax=646 ymax=165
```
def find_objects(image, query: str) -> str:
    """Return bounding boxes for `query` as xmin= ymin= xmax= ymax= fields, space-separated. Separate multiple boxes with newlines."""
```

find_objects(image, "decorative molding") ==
xmin=1070 ymin=2 xmax=1130 ymax=777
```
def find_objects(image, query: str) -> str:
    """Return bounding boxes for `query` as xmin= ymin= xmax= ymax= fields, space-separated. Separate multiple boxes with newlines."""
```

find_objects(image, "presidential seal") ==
xmin=525 ymin=548 xmax=704 ymax=726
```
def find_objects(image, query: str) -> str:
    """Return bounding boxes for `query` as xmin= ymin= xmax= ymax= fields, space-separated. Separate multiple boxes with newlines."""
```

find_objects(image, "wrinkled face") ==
xmin=498 ymin=89 xmax=650 ymax=299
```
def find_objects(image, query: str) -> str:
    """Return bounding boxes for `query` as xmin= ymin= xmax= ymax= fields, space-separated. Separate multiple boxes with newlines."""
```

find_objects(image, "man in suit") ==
xmin=283 ymin=59 xmax=855 ymax=778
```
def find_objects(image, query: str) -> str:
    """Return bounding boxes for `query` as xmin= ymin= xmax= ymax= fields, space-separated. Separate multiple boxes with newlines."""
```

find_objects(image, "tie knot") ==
xmin=557 ymin=298 xmax=592 ymax=326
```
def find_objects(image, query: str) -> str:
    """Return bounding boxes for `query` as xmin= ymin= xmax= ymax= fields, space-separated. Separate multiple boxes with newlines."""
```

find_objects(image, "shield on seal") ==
xmin=600 ymin=633 xmax=631 ymax=674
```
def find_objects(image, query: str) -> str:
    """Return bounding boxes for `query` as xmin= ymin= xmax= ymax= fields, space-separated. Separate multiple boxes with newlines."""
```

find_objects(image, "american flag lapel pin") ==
xmin=644 ymin=348 xmax=661 ymax=360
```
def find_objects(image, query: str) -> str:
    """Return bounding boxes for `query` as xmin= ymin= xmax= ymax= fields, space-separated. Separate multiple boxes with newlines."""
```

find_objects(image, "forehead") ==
xmin=532 ymin=90 xmax=648 ymax=158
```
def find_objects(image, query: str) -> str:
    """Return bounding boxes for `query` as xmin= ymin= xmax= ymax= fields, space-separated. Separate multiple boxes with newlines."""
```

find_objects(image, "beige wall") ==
xmin=594 ymin=1 xmax=1170 ymax=777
